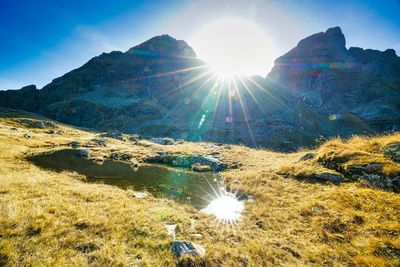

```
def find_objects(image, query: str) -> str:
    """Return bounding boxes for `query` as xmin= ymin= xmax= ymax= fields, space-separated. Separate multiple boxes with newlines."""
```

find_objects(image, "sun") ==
xmin=191 ymin=17 xmax=277 ymax=78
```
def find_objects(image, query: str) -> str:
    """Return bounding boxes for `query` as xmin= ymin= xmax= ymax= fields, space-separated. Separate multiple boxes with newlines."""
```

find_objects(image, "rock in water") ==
xmin=74 ymin=149 xmax=89 ymax=158
xmin=191 ymin=164 xmax=212 ymax=172
xmin=171 ymin=241 xmax=205 ymax=258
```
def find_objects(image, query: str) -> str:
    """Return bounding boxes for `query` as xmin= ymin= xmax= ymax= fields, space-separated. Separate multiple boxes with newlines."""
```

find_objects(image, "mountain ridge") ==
xmin=1 ymin=27 xmax=399 ymax=151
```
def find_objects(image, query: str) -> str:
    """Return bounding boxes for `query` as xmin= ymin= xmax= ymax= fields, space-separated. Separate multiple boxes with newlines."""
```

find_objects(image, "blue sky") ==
xmin=1 ymin=0 xmax=399 ymax=89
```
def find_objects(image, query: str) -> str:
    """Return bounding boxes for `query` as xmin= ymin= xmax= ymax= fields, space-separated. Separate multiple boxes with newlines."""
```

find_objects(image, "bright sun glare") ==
xmin=191 ymin=17 xmax=276 ymax=78
xmin=202 ymin=191 xmax=244 ymax=224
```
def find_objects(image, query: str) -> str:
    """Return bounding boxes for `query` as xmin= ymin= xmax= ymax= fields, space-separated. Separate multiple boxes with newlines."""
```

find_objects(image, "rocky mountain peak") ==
xmin=126 ymin=34 xmax=197 ymax=58
xmin=297 ymin=26 xmax=346 ymax=50
xmin=273 ymin=26 xmax=349 ymax=67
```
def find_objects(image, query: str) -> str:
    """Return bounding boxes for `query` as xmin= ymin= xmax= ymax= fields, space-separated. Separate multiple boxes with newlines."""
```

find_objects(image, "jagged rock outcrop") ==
xmin=1 ymin=28 xmax=399 ymax=151
xmin=266 ymin=27 xmax=400 ymax=143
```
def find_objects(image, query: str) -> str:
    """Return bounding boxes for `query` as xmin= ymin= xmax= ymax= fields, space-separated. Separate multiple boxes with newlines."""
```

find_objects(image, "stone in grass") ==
xmin=382 ymin=143 xmax=400 ymax=163
xmin=70 ymin=141 xmax=80 ymax=148
xmin=299 ymin=152 xmax=316 ymax=161
xmin=132 ymin=191 xmax=148 ymax=199
xmin=347 ymin=163 xmax=383 ymax=174
xmin=314 ymin=172 xmax=343 ymax=183
xmin=151 ymin=137 xmax=175 ymax=145
xmin=92 ymin=139 xmax=107 ymax=147
xmin=171 ymin=241 xmax=205 ymax=258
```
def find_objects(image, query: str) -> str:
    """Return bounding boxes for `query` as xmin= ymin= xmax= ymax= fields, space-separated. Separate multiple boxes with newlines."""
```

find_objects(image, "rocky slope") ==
xmin=1 ymin=27 xmax=399 ymax=151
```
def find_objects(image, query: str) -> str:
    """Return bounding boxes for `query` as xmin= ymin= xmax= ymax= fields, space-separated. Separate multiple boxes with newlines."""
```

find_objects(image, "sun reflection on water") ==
xmin=201 ymin=190 xmax=244 ymax=224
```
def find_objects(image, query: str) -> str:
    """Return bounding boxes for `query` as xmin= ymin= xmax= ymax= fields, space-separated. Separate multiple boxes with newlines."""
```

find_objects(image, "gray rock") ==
xmin=193 ymin=155 xmax=227 ymax=172
xmin=92 ymin=139 xmax=107 ymax=147
xmin=75 ymin=149 xmax=89 ymax=158
xmin=128 ymin=136 xmax=139 ymax=142
xmin=191 ymin=164 xmax=212 ymax=172
xmin=382 ymin=143 xmax=400 ymax=162
xmin=157 ymin=151 xmax=168 ymax=156
xmin=314 ymin=172 xmax=343 ymax=183
xmin=347 ymin=163 xmax=383 ymax=174
xmin=151 ymin=154 xmax=228 ymax=172
xmin=70 ymin=141 xmax=80 ymax=148
xmin=171 ymin=241 xmax=205 ymax=258
xmin=172 ymin=155 xmax=192 ymax=167
xmin=110 ymin=152 xmax=131 ymax=161
xmin=230 ymin=161 xmax=242 ymax=169
xmin=299 ymin=152 xmax=316 ymax=161
xmin=151 ymin=137 xmax=175 ymax=145
xmin=33 ymin=121 xmax=45 ymax=128
xmin=43 ymin=121 xmax=57 ymax=128
xmin=100 ymin=131 xmax=125 ymax=141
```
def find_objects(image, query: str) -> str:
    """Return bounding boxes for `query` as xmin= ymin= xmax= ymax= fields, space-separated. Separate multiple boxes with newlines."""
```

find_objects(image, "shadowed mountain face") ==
xmin=1 ymin=28 xmax=399 ymax=151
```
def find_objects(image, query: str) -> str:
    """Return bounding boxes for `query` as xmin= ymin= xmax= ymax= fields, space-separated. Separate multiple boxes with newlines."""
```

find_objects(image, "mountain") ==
xmin=1 ymin=28 xmax=399 ymax=151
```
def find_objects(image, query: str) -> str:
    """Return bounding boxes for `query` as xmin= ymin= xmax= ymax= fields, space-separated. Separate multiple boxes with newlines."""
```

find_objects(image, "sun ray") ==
xmin=232 ymin=78 xmax=257 ymax=147
xmin=146 ymin=64 xmax=210 ymax=79
xmin=238 ymin=76 xmax=268 ymax=115
xmin=246 ymin=76 xmax=293 ymax=112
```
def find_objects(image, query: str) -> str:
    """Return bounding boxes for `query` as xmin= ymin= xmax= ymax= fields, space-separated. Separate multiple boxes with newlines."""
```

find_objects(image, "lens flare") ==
xmin=201 ymin=190 xmax=244 ymax=223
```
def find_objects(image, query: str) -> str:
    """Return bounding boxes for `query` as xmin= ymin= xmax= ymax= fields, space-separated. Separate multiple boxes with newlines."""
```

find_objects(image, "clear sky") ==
xmin=1 ymin=0 xmax=399 ymax=89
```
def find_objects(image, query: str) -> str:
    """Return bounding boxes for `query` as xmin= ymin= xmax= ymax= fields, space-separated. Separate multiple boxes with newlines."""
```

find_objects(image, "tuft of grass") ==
xmin=316 ymin=134 xmax=400 ymax=177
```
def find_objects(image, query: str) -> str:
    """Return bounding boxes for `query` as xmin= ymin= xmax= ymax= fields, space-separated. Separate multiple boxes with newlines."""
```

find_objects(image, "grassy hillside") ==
xmin=0 ymin=108 xmax=399 ymax=266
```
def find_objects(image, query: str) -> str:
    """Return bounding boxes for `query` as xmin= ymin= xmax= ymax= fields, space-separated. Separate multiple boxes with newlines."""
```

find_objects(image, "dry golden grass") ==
xmin=316 ymin=134 xmax=400 ymax=176
xmin=0 ymin=109 xmax=399 ymax=266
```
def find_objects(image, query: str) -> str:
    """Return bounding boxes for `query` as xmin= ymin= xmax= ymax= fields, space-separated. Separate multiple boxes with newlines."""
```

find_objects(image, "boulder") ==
xmin=70 ymin=141 xmax=80 ymax=148
xmin=193 ymin=155 xmax=227 ymax=172
xmin=299 ymin=152 xmax=316 ymax=161
xmin=100 ymin=131 xmax=125 ymax=141
xmin=171 ymin=241 xmax=205 ymax=258
xmin=230 ymin=161 xmax=242 ymax=169
xmin=172 ymin=155 xmax=192 ymax=167
xmin=128 ymin=136 xmax=139 ymax=142
xmin=314 ymin=172 xmax=343 ymax=183
xmin=382 ymin=143 xmax=400 ymax=163
xmin=147 ymin=153 xmax=227 ymax=172
xmin=347 ymin=163 xmax=383 ymax=174
xmin=110 ymin=152 xmax=132 ymax=161
xmin=191 ymin=164 xmax=212 ymax=172
xmin=92 ymin=139 xmax=107 ymax=147
xmin=151 ymin=137 xmax=175 ymax=145
xmin=358 ymin=174 xmax=396 ymax=191
xmin=74 ymin=149 xmax=89 ymax=158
